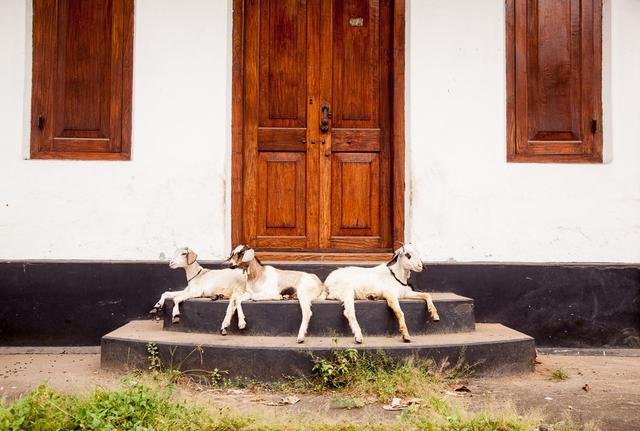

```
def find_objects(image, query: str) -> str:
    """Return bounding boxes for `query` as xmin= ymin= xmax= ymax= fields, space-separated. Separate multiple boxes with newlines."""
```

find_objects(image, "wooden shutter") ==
xmin=506 ymin=0 xmax=602 ymax=163
xmin=31 ymin=0 xmax=133 ymax=160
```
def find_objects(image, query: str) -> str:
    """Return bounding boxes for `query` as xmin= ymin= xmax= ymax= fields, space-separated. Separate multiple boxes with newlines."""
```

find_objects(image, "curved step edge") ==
xmin=101 ymin=320 xmax=535 ymax=379
xmin=162 ymin=294 xmax=475 ymax=336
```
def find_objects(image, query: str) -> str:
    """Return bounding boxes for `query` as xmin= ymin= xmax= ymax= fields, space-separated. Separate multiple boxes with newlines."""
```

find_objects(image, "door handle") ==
xmin=320 ymin=103 xmax=331 ymax=133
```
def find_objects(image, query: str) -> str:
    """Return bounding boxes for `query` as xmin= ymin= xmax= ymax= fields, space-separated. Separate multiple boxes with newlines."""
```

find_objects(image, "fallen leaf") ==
xmin=454 ymin=385 xmax=471 ymax=393
xmin=283 ymin=396 xmax=300 ymax=405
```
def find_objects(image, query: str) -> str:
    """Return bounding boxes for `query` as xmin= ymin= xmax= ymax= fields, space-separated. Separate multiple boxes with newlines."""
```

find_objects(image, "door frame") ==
xmin=230 ymin=0 xmax=405 ymax=256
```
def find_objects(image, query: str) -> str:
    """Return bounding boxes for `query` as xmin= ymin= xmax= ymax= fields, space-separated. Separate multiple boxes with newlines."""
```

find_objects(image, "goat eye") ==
xmin=405 ymin=253 xmax=411 ymax=259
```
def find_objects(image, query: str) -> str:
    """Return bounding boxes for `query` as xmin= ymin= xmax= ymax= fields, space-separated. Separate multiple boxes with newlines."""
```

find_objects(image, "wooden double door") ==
xmin=236 ymin=0 xmax=398 ymax=253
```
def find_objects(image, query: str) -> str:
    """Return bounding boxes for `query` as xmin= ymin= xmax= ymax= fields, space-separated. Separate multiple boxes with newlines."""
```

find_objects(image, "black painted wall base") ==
xmin=1 ymin=261 xmax=638 ymax=347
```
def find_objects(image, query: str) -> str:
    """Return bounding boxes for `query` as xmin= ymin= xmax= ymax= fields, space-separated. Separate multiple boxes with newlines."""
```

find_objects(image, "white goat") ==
xmin=149 ymin=247 xmax=246 ymax=323
xmin=325 ymin=244 xmax=440 ymax=343
xmin=221 ymin=245 xmax=327 ymax=343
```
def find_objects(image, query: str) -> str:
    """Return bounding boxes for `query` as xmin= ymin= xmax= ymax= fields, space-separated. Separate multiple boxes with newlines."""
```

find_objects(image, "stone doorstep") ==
xmin=162 ymin=293 xmax=475 ymax=337
xmin=101 ymin=320 xmax=536 ymax=379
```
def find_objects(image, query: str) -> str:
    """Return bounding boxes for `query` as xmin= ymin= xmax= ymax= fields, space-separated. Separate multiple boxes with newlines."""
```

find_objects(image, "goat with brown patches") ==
xmin=221 ymin=245 xmax=327 ymax=343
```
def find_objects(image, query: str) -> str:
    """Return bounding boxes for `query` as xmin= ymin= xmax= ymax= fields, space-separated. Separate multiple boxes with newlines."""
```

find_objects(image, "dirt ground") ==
xmin=1 ymin=350 xmax=639 ymax=430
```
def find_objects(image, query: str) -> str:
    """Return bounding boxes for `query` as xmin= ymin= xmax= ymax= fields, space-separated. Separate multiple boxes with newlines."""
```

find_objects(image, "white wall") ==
xmin=408 ymin=0 xmax=640 ymax=263
xmin=0 ymin=0 xmax=638 ymax=263
xmin=0 ymin=0 xmax=233 ymax=261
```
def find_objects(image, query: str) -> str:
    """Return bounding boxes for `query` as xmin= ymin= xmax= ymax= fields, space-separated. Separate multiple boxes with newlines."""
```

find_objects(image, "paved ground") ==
xmin=1 ymin=350 xmax=639 ymax=430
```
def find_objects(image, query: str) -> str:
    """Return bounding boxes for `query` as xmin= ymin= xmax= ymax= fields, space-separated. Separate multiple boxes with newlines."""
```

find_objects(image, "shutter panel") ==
xmin=506 ymin=0 xmax=602 ymax=163
xmin=31 ymin=0 xmax=133 ymax=160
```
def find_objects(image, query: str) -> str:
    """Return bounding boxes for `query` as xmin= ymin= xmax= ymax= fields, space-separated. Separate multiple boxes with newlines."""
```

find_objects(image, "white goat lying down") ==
xmin=149 ymin=247 xmax=246 ymax=323
xmin=221 ymin=245 xmax=327 ymax=343
xmin=325 ymin=244 xmax=440 ymax=343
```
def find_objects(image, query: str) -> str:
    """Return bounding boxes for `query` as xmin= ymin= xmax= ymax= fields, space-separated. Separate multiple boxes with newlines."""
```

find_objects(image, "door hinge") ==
xmin=591 ymin=119 xmax=598 ymax=134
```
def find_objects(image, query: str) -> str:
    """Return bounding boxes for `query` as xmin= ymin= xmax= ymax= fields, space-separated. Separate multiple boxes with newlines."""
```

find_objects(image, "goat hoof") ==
xmin=149 ymin=307 xmax=159 ymax=315
xmin=297 ymin=337 xmax=305 ymax=344
xmin=402 ymin=335 xmax=412 ymax=343
xmin=354 ymin=336 xmax=363 ymax=344
xmin=220 ymin=328 xmax=227 ymax=335
xmin=172 ymin=315 xmax=180 ymax=324
xmin=432 ymin=315 xmax=441 ymax=322
xmin=238 ymin=322 xmax=247 ymax=330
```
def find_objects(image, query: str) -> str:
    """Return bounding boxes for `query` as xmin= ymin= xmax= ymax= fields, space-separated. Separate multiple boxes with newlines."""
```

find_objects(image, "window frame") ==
xmin=506 ymin=0 xmax=603 ymax=163
xmin=30 ymin=0 xmax=134 ymax=161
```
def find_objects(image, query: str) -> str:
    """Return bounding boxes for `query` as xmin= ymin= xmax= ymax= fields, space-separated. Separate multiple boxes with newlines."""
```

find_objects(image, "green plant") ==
xmin=311 ymin=348 xmax=359 ymax=388
xmin=549 ymin=368 xmax=569 ymax=381
xmin=0 ymin=381 xmax=218 ymax=431
xmin=0 ymin=379 xmax=599 ymax=431
xmin=209 ymin=367 xmax=229 ymax=386
xmin=330 ymin=395 xmax=365 ymax=410
xmin=147 ymin=341 xmax=161 ymax=372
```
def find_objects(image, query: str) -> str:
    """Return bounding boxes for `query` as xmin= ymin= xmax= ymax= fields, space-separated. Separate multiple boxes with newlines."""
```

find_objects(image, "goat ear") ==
xmin=386 ymin=252 xmax=399 ymax=267
xmin=241 ymin=248 xmax=255 ymax=263
xmin=187 ymin=250 xmax=197 ymax=265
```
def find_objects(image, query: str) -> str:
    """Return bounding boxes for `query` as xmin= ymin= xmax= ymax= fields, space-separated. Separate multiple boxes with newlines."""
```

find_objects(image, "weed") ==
xmin=311 ymin=348 xmax=359 ymax=388
xmin=0 ymin=379 xmax=599 ymax=431
xmin=549 ymin=368 xmax=569 ymax=381
xmin=330 ymin=395 xmax=366 ymax=410
xmin=146 ymin=341 xmax=161 ymax=372
xmin=0 ymin=380 xmax=215 ymax=431
xmin=310 ymin=348 xmax=466 ymax=403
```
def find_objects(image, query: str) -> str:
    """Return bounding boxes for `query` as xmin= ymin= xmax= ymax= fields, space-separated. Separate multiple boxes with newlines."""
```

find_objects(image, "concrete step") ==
xmin=101 ymin=320 xmax=535 ymax=379
xmin=162 ymin=292 xmax=475 ymax=336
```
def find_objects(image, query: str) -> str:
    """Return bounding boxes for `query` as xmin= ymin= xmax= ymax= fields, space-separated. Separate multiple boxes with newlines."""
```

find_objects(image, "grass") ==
xmin=0 ymin=379 xmax=598 ymax=431
xmin=330 ymin=395 xmax=366 ymax=410
xmin=0 ymin=379 xmax=253 ymax=431
xmin=549 ymin=368 xmax=570 ymax=381
xmin=307 ymin=347 xmax=471 ymax=402
xmin=0 ymin=348 xmax=598 ymax=430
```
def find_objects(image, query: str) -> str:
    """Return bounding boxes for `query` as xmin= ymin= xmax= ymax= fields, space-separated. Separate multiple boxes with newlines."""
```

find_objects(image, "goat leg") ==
xmin=404 ymin=291 xmax=440 ymax=322
xmin=341 ymin=296 xmax=364 ymax=344
xmin=384 ymin=294 xmax=411 ymax=342
xmin=296 ymin=295 xmax=313 ymax=343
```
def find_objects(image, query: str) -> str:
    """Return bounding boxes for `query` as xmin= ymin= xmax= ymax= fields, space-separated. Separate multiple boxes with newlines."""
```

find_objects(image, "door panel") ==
xmin=321 ymin=0 xmax=391 ymax=250
xmin=331 ymin=0 xmax=380 ymax=127
xmin=241 ymin=0 xmax=392 ymax=252
xmin=255 ymin=152 xmax=307 ymax=248
xmin=258 ymin=0 xmax=307 ymax=127
xmin=330 ymin=153 xmax=381 ymax=249
xmin=243 ymin=0 xmax=317 ymax=249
